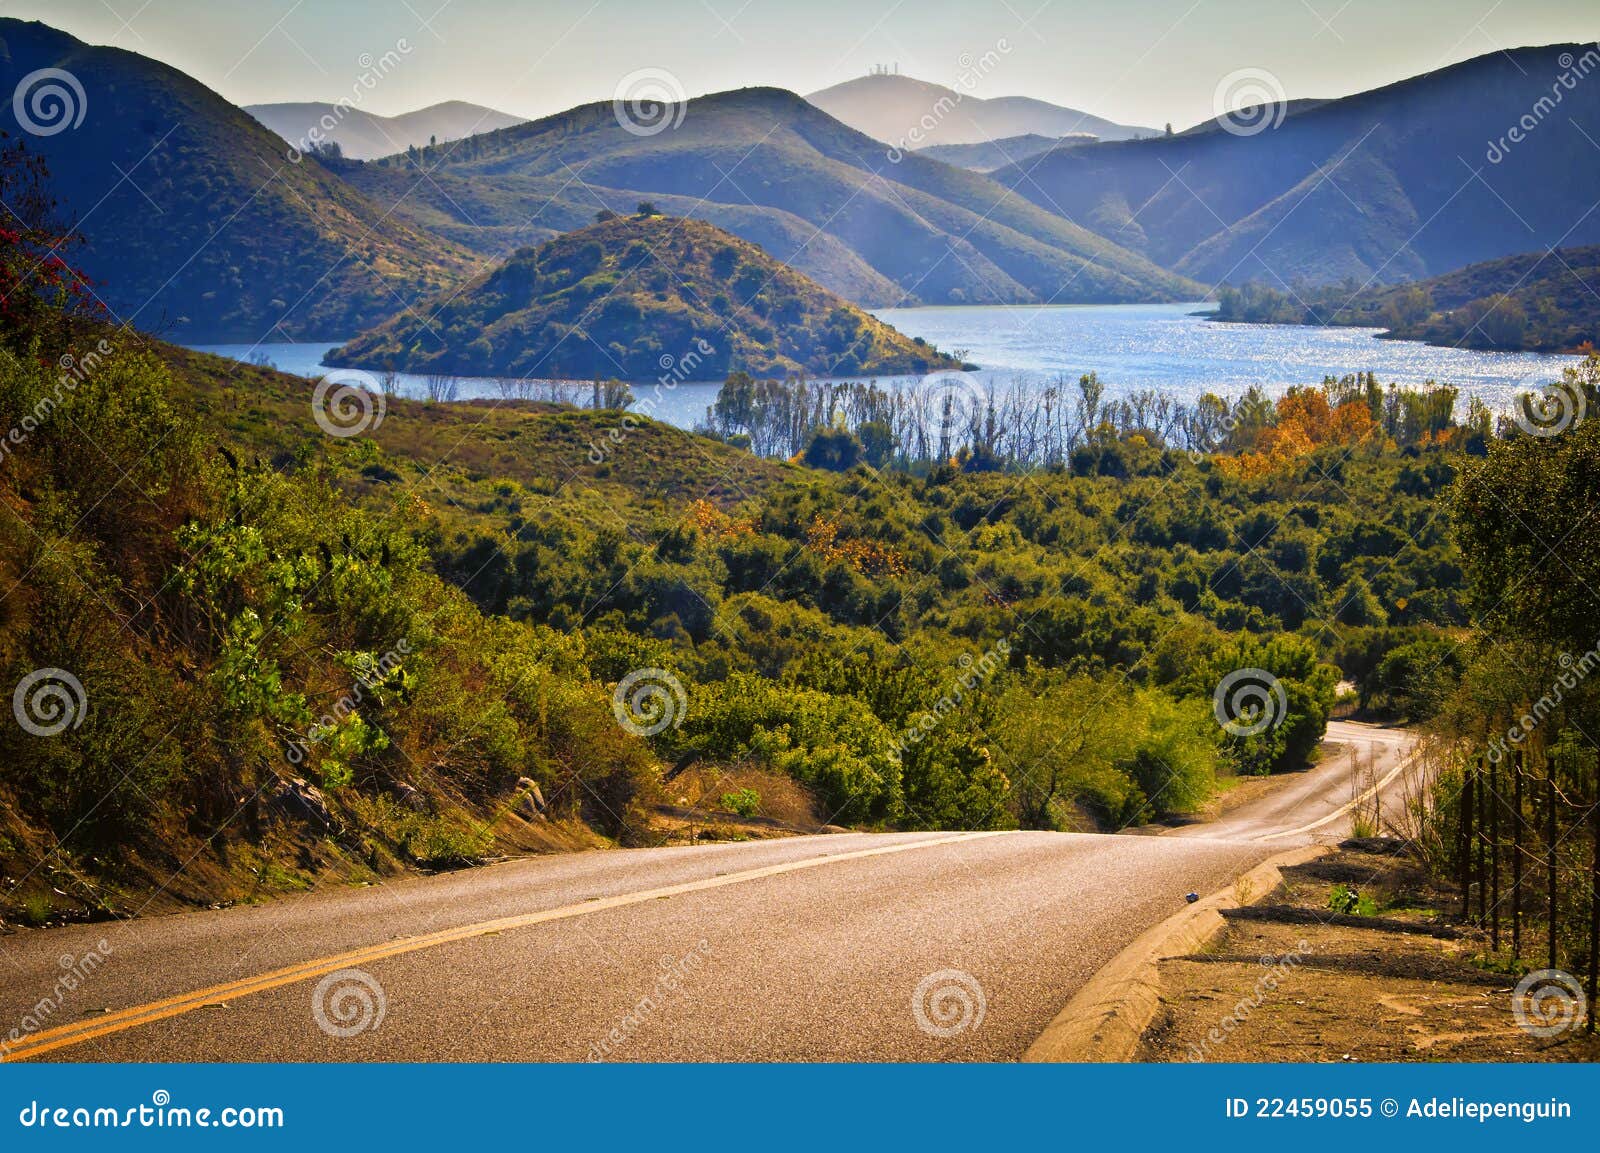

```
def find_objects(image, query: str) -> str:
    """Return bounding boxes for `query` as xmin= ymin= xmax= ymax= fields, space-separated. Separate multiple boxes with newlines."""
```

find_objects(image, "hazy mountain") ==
xmin=914 ymin=133 xmax=1092 ymax=172
xmin=334 ymin=162 xmax=907 ymax=305
xmin=326 ymin=213 xmax=962 ymax=380
xmin=988 ymin=45 xmax=1600 ymax=286
xmin=0 ymin=19 xmax=474 ymax=340
xmin=339 ymin=87 xmax=1202 ymax=308
xmin=805 ymin=74 xmax=1157 ymax=147
xmin=245 ymin=99 xmax=523 ymax=160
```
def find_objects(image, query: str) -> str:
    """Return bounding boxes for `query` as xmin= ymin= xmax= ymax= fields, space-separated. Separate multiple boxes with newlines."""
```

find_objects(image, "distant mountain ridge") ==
xmin=987 ymin=44 xmax=1600 ymax=287
xmin=246 ymin=99 xmax=524 ymax=160
xmin=0 ymin=18 xmax=474 ymax=340
xmin=805 ymin=74 xmax=1156 ymax=147
xmin=326 ymin=213 xmax=964 ymax=381
xmin=340 ymin=86 xmax=1202 ymax=308
xmin=914 ymin=133 xmax=1091 ymax=172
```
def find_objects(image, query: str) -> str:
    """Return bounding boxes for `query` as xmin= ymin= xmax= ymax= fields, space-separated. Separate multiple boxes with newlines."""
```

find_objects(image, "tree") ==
xmin=801 ymin=425 xmax=863 ymax=471
xmin=0 ymin=138 xmax=102 ymax=352
xmin=857 ymin=420 xmax=895 ymax=468
xmin=1384 ymin=284 xmax=1432 ymax=329
xmin=1453 ymin=354 xmax=1600 ymax=648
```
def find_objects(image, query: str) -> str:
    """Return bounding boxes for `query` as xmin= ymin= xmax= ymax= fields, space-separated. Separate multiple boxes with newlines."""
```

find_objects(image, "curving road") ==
xmin=1167 ymin=720 xmax=1420 ymax=844
xmin=0 ymin=723 xmax=1415 ymax=1063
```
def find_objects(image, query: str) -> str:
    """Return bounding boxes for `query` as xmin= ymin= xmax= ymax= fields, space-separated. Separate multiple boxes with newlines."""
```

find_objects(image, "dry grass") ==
xmin=668 ymin=763 xmax=824 ymax=829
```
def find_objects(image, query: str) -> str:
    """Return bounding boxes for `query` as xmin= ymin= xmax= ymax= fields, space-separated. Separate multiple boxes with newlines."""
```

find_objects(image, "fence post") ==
xmin=1477 ymin=758 xmax=1488 ymax=926
xmin=1490 ymin=753 xmax=1501 ymax=952
xmin=1512 ymin=749 xmax=1524 ymax=959
xmin=1548 ymin=765 xmax=1559 ymax=971
xmin=1460 ymin=762 xmax=1472 ymax=916
xmin=1588 ymin=751 xmax=1598 ymax=1034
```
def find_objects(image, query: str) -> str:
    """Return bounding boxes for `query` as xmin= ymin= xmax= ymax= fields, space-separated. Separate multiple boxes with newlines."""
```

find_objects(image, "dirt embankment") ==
xmin=1141 ymin=844 xmax=1599 ymax=1062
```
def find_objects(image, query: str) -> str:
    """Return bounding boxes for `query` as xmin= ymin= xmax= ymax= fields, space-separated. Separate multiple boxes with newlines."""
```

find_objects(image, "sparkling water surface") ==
xmin=190 ymin=303 xmax=1575 ymax=430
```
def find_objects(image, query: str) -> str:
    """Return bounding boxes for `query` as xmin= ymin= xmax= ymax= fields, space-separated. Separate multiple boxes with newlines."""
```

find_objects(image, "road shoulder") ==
xmin=1023 ymin=844 xmax=1327 ymax=1062
xmin=1139 ymin=844 xmax=1600 ymax=1063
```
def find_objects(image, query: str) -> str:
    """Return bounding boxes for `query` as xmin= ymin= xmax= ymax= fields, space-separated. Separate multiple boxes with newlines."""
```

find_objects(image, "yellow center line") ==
xmin=3 ymin=831 xmax=1009 ymax=1061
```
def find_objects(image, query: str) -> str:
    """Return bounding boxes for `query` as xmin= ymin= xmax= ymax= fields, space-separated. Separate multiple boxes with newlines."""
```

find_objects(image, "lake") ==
xmin=190 ymin=302 xmax=1576 ymax=430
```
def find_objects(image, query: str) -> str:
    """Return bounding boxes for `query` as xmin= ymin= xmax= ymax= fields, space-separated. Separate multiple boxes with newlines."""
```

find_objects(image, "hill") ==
xmin=805 ymin=74 xmax=1156 ymax=146
xmin=326 ymin=212 xmax=965 ymax=380
xmin=341 ymin=86 xmax=1203 ymax=308
xmin=245 ymin=99 xmax=524 ymax=159
xmin=0 ymin=158 xmax=1495 ymax=918
xmin=988 ymin=45 xmax=1600 ymax=286
xmin=0 ymin=18 xmax=474 ymax=340
xmin=914 ymin=133 xmax=1089 ymax=172
xmin=1214 ymin=245 xmax=1600 ymax=352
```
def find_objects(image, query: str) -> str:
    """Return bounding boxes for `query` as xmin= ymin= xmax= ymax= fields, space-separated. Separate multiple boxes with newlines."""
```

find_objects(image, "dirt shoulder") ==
xmin=1140 ymin=842 xmax=1600 ymax=1062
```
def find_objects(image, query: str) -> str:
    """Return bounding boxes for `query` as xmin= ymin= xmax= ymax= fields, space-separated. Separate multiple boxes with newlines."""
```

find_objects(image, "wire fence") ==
xmin=1447 ymin=746 xmax=1599 ymax=1031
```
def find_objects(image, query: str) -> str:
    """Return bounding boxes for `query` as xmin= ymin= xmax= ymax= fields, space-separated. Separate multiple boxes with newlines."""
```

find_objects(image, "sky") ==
xmin=5 ymin=0 xmax=1596 ymax=130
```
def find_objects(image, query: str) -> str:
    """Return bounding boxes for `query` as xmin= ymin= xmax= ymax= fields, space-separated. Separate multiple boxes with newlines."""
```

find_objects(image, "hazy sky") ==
xmin=8 ymin=0 xmax=1597 ymax=129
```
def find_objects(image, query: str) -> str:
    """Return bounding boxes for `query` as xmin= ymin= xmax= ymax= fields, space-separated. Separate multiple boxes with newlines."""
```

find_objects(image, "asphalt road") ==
xmin=1168 ymin=720 xmax=1420 ymax=843
xmin=0 ymin=723 xmax=1416 ymax=1063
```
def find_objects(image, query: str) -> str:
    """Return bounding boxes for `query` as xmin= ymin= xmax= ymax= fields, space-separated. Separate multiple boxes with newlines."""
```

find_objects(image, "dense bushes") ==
xmin=0 ymin=338 xmax=663 ymax=887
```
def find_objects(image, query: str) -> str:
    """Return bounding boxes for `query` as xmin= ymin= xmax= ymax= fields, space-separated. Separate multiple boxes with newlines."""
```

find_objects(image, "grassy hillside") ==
xmin=990 ymin=45 xmax=1600 ymax=286
xmin=341 ymin=87 xmax=1204 ymax=307
xmin=1213 ymin=245 xmax=1600 ymax=352
xmin=160 ymin=342 xmax=790 ymax=531
xmin=0 ymin=18 xmax=474 ymax=340
xmin=326 ymin=212 xmax=965 ymax=380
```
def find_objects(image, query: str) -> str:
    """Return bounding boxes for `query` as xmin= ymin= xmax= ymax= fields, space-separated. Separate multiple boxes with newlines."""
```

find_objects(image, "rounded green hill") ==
xmin=327 ymin=212 xmax=964 ymax=381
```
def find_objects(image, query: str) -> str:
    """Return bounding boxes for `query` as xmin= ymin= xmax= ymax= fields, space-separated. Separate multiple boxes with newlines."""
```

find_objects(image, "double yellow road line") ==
xmin=5 ymin=831 xmax=1005 ymax=1061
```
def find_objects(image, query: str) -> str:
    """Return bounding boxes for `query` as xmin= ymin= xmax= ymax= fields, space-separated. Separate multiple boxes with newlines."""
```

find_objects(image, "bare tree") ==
xmin=423 ymin=373 xmax=459 ymax=403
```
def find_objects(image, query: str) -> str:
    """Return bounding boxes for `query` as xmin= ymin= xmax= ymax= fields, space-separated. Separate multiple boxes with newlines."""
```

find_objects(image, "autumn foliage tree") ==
xmin=0 ymin=136 xmax=102 ymax=354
